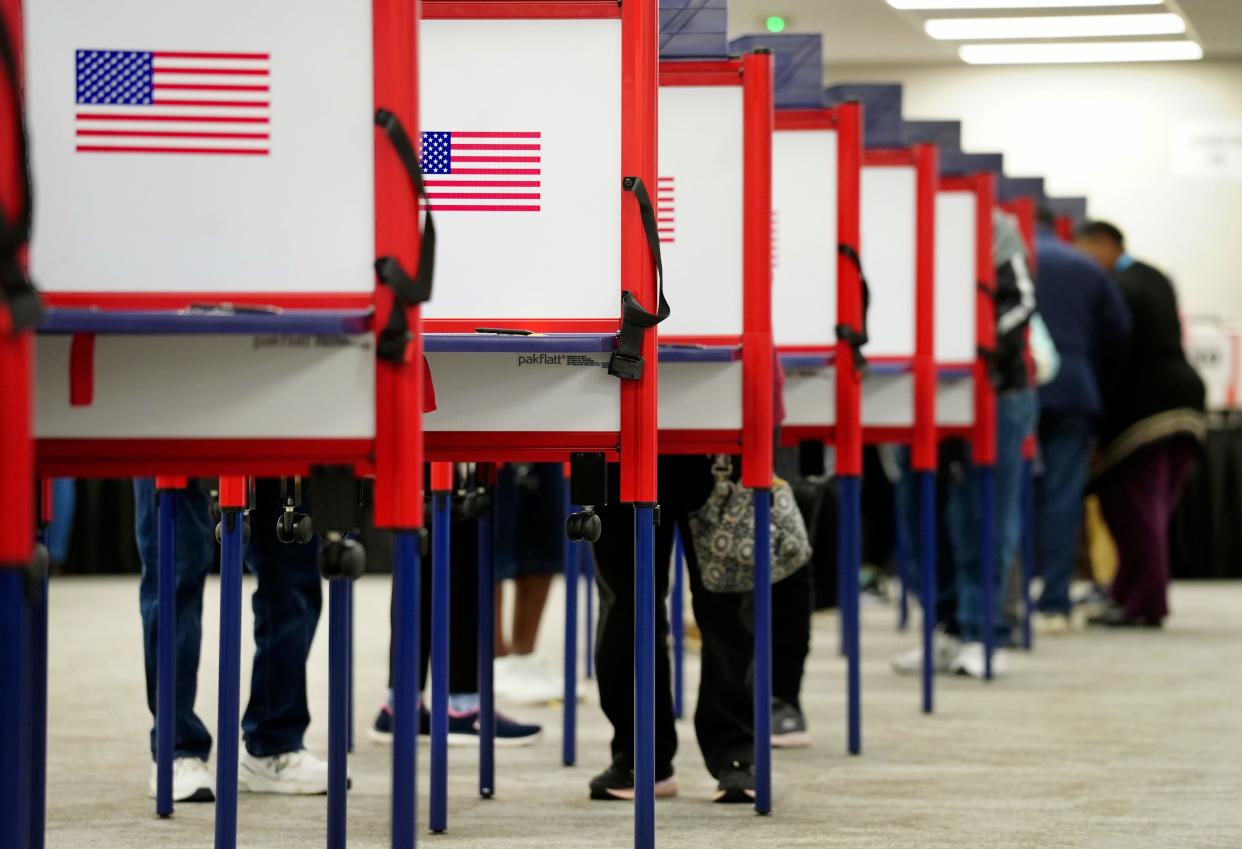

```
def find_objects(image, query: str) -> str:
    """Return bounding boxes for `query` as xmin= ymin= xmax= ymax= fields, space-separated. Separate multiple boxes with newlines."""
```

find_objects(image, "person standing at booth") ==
xmin=1031 ymin=210 xmax=1131 ymax=633
xmin=1075 ymin=221 xmax=1205 ymax=627
xmin=134 ymin=479 xmax=330 ymax=802
xmin=890 ymin=209 xmax=1039 ymax=677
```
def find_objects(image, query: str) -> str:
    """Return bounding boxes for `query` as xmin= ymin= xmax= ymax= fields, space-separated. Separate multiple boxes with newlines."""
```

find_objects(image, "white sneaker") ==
xmin=148 ymin=757 xmax=215 ymax=803
xmin=238 ymin=749 xmax=335 ymax=795
xmin=1033 ymin=612 xmax=1070 ymax=635
xmin=890 ymin=631 xmax=961 ymax=676
xmin=494 ymin=653 xmax=569 ymax=706
xmin=949 ymin=642 xmax=1011 ymax=679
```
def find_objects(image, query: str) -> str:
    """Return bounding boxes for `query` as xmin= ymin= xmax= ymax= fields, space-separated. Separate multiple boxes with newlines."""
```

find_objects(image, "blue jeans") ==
xmin=135 ymin=478 xmax=322 ymax=760
xmin=894 ymin=448 xmax=958 ymax=631
xmin=1034 ymin=412 xmax=1094 ymax=615
xmin=946 ymin=389 xmax=1037 ymax=643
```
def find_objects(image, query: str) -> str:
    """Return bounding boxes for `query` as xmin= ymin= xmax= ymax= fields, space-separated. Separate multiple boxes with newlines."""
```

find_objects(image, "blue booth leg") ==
xmin=1 ymin=566 xmax=31 ymax=849
xmin=562 ymin=507 xmax=579 ymax=768
xmin=30 ymin=553 xmax=48 ymax=849
xmin=753 ymin=490 xmax=773 ymax=814
xmin=978 ymin=465 xmax=997 ymax=682
xmin=478 ymin=510 xmax=496 ymax=796
xmin=347 ymin=581 xmax=355 ymax=754
xmin=582 ymin=545 xmax=595 ymax=681
xmin=918 ymin=471 xmax=937 ymax=715
xmin=429 ymin=493 xmax=451 ymax=834
xmin=837 ymin=476 xmax=862 ymax=755
xmin=155 ymin=491 xmax=177 ymax=818
xmin=634 ymin=506 xmax=656 ymax=849
xmin=1021 ymin=460 xmax=1035 ymax=652
xmin=214 ymin=510 xmax=245 ymax=849
xmin=327 ymin=579 xmax=350 ymax=849
xmin=671 ymin=528 xmax=685 ymax=721
xmin=391 ymin=531 xmax=421 ymax=849
xmin=894 ymin=490 xmax=911 ymax=632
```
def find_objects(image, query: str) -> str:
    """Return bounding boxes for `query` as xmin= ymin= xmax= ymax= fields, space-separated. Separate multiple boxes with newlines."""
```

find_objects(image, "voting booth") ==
xmin=19 ymin=1 xmax=426 ymax=847
xmin=655 ymin=47 xmax=776 ymax=809
xmin=419 ymin=2 xmax=664 ymax=846
xmin=1185 ymin=317 xmax=1240 ymax=412
xmin=732 ymin=32 xmax=867 ymax=755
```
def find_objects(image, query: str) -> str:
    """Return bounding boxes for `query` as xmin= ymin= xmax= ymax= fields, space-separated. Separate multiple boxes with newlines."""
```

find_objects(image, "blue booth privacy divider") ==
xmin=903 ymin=120 xmax=961 ymax=153
xmin=731 ymin=33 xmax=824 ymax=108
xmin=999 ymin=175 xmax=1046 ymax=205
xmin=823 ymin=83 xmax=905 ymax=148
xmin=1047 ymin=196 xmax=1089 ymax=226
xmin=946 ymin=151 xmax=1005 ymax=179
xmin=660 ymin=0 xmax=727 ymax=58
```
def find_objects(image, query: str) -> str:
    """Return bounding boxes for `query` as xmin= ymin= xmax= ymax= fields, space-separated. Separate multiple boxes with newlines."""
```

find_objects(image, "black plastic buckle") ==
xmin=378 ymin=328 xmax=412 ymax=363
xmin=608 ymin=349 xmax=644 ymax=381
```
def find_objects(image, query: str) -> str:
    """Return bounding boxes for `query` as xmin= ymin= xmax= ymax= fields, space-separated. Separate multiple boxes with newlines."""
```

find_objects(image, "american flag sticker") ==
xmin=420 ymin=131 xmax=541 ymax=213
xmin=75 ymin=49 xmax=271 ymax=156
xmin=657 ymin=176 xmax=675 ymax=243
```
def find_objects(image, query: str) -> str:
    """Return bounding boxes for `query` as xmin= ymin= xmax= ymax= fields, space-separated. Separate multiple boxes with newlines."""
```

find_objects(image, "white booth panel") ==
xmin=772 ymin=129 xmax=837 ymax=348
xmin=656 ymin=86 xmax=744 ymax=337
xmin=860 ymin=166 xmax=917 ymax=357
xmin=26 ymin=0 xmax=376 ymax=294
xmin=658 ymin=362 xmax=743 ymax=429
xmin=36 ymin=335 xmax=376 ymax=438
xmin=423 ymin=353 xmax=619 ymax=432
xmin=783 ymin=368 xmax=836 ymax=427
xmin=862 ymin=374 xmax=915 ymax=428
xmin=934 ymin=191 xmax=977 ymax=364
xmin=936 ymin=378 xmax=975 ymax=427
xmin=421 ymin=19 xmax=621 ymax=320
xmin=1185 ymin=318 xmax=1233 ymax=411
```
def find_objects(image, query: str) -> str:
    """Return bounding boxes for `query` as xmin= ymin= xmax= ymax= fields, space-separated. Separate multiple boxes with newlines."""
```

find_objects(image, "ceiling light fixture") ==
xmin=890 ymin=0 xmax=1161 ymax=10
xmin=959 ymin=39 xmax=1203 ymax=63
xmin=927 ymin=13 xmax=1186 ymax=40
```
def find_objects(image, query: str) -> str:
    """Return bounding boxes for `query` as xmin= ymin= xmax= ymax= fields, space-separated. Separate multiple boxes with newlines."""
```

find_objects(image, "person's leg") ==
xmin=242 ymin=479 xmax=323 ymax=758
xmin=591 ymin=465 xmax=677 ymax=775
xmin=509 ymin=573 xmax=554 ymax=656
xmin=769 ymin=559 xmax=812 ymax=710
xmin=1035 ymin=413 xmax=1092 ymax=616
xmin=136 ymin=478 xmax=215 ymax=761
xmin=1099 ymin=440 xmax=1196 ymax=624
xmin=955 ymin=390 xmax=1036 ymax=644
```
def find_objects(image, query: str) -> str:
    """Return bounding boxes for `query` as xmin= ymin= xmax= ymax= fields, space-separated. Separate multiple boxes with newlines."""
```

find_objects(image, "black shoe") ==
xmin=771 ymin=698 xmax=812 ymax=749
xmin=712 ymin=761 xmax=756 ymax=804
xmin=589 ymin=758 xmax=678 ymax=801
xmin=1087 ymin=603 xmax=1162 ymax=629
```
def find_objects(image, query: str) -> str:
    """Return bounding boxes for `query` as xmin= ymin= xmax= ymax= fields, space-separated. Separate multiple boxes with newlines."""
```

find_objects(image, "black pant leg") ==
xmin=770 ymin=560 xmax=813 ymax=711
xmin=591 ymin=469 xmax=677 ymax=772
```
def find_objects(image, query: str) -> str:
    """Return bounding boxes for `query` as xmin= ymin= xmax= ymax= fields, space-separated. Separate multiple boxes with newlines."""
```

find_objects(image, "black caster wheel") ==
xmin=453 ymin=488 xmax=491 ymax=521
xmin=276 ymin=511 xmax=314 ymax=544
xmin=215 ymin=515 xmax=251 ymax=545
xmin=565 ymin=510 xmax=602 ymax=544
xmin=319 ymin=538 xmax=366 ymax=581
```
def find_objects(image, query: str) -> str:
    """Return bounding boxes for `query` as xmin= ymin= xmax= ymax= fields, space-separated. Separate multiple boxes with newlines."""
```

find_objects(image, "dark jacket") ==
xmin=1034 ymin=230 xmax=1132 ymax=416
xmin=992 ymin=210 xmax=1036 ymax=392
xmin=1097 ymin=259 xmax=1206 ymax=473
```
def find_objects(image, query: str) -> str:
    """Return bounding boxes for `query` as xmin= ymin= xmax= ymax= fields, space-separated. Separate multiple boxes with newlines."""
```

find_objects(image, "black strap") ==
xmin=0 ymin=14 xmax=42 ymax=336
xmin=610 ymin=176 xmax=670 ymax=380
xmin=836 ymin=244 xmax=869 ymax=373
xmin=977 ymin=280 xmax=996 ymax=298
xmin=373 ymin=108 xmax=435 ymax=363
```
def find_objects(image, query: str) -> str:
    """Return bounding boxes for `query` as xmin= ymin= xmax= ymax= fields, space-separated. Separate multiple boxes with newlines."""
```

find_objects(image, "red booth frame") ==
xmin=769 ymin=104 xmax=866 ymax=479
xmin=420 ymin=0 xmax=660 ymax=506
xmin=655 ymin=54 xmax=774 ymax=489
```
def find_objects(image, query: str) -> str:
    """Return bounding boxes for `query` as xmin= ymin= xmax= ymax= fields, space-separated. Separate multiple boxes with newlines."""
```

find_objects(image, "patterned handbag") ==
xmin=687 ymin=456 xmax=813 ymax=593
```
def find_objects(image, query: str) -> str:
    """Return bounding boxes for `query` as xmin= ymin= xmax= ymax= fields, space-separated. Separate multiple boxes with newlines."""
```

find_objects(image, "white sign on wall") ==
xmin=1171 ymin=121 xmax=1242 ymax=182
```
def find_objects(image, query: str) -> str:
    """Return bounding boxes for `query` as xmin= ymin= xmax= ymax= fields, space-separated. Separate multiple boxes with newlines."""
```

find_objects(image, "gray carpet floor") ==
xmin=41 ymin=576 xmax=1242 ymax=849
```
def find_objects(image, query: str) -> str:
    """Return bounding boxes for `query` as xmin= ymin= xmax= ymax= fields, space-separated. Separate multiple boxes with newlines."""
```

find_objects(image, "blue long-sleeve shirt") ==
xmin=1034 ymin=230 xmax=1132 ymax=417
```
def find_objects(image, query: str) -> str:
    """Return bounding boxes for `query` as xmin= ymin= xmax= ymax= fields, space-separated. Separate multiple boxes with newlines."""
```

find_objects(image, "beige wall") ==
xmin=827 ymin=61 xmax=1242 ymax=318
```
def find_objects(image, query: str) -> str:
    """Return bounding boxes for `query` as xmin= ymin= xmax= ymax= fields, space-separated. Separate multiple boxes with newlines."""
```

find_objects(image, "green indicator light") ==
xmin=765 ymin=15 xmax=787 ymax=33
